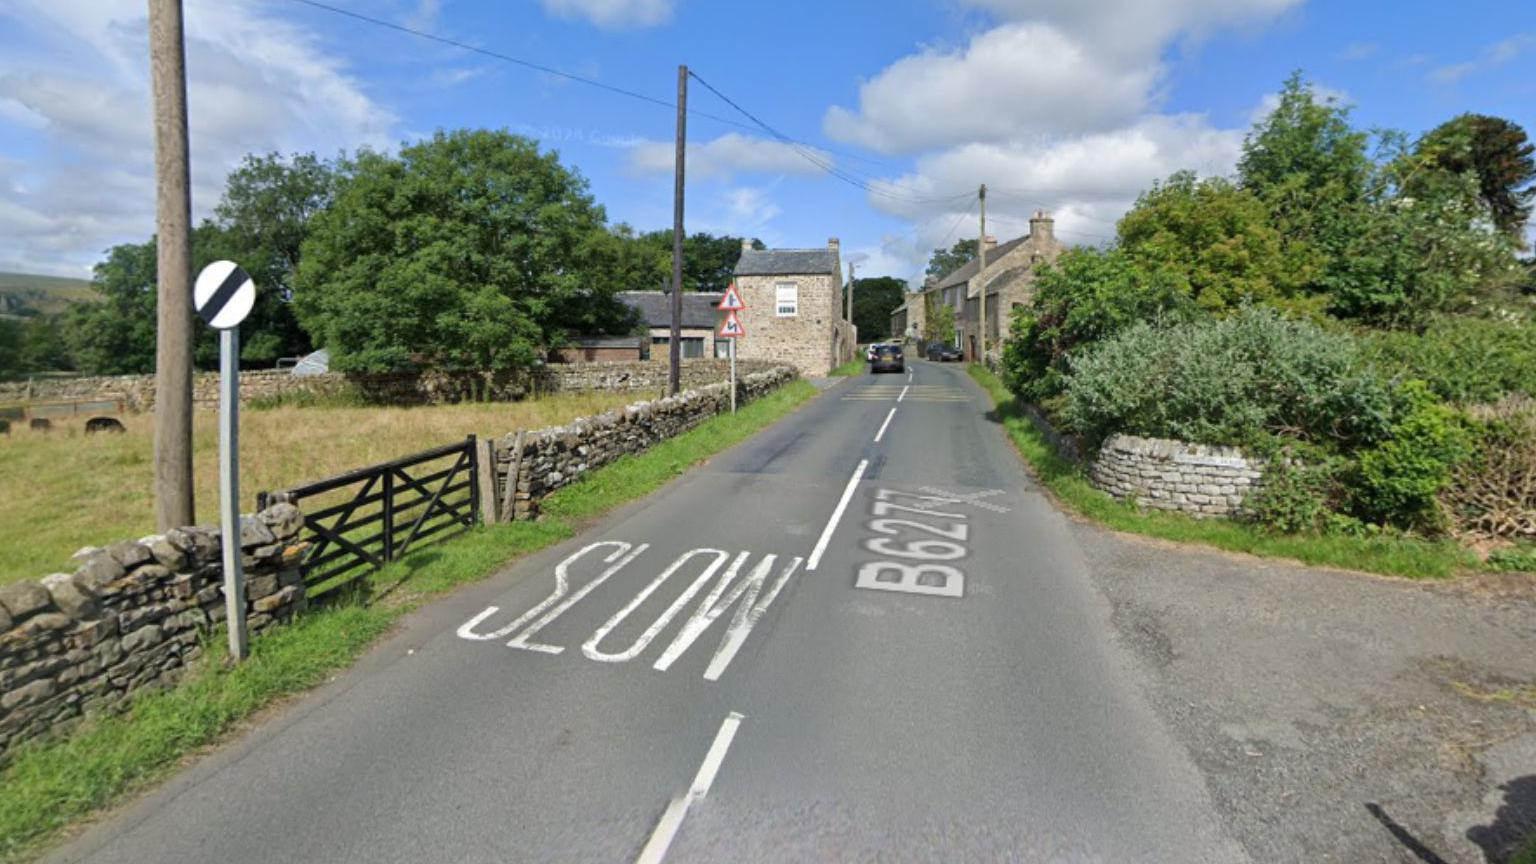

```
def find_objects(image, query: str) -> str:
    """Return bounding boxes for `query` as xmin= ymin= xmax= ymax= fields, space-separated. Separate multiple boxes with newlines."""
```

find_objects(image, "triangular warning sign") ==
xmin=718 ymin=309 xmax=746 ymax=338
xmin=717 ymin=283 xmax=746 ymax=311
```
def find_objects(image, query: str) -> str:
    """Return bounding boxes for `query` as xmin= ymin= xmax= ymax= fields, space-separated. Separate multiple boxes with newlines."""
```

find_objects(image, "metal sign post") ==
xmin=717 ymin=285 xmax=747 ymax=413
xmin=193 ymin=261 xmax=257 ymax=661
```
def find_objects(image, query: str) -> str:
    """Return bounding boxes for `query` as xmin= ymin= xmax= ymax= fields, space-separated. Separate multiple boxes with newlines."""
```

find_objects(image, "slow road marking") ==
xmin=457 ymin=542 xmax=801 ymax=681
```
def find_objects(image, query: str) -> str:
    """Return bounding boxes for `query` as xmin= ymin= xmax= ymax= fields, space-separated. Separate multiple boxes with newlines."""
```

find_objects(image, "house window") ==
xmin=651 ymin=336 xmax=706 ymax=358
xmin=776 ymin=283 xmax=798 ymax=317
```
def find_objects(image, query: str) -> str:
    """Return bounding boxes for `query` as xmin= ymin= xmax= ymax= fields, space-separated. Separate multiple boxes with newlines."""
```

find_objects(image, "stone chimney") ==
xmin=741 ymin=237 xmax=754 ymax=253
xmin=1029 ymin=210 xmax=1055 ymax=243
xmin=982 ymin=235 xmax=997 ymax=252
xmin=828 ymin=237 xmax=840 ymax=254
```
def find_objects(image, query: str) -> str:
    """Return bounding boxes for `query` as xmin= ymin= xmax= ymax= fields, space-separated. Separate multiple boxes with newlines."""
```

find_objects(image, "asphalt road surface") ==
xmin=51 ymin=361 xmax=1249 ymax=863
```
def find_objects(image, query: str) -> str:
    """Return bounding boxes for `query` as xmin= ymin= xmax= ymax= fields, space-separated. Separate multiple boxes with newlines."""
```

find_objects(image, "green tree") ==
xmin=1238 ymin=72 xmax=1371 ymax=306
xmin=67 ymin=240 xmax=162 ymax=375
xmin=926 ymin=238 xmax=978 ymax=280
xmin=842 ymin=275 xmax=906 ymax=341
xmin=294 ymin=130 xmax=625 ymax=372
xmin=1415 ymin=114 xmax=1535 ymax=243
xmin=1003 ymin=247 xmax=1189 ymax=400
xmin=609 ymin=229 xmax=761 ymax=294
xmin=0 ymin=318 xmax=22 ymax=377
xmin=18 ymin=315 xmax=71 ymax=372
xmin=1119 ymin=172 xmax=1318 ymax=314
xmin=209 ymin=152 xmax=341 ymax=363
xmin=924 ymin=295 xmax=956 ymax=345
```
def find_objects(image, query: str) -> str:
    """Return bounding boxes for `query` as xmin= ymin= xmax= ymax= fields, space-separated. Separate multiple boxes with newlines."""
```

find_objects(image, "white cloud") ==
xmin=864 ymin=114 xmax=1240 ymax=271
xmin=824 ymin=0 xmax=1302 ymax=280
xmin=1430 ymin=33 xmax=1535 ymax=84
xmin=540 ymin=0 xmax=673 ymax=29
xmin=824 ymin=23 xmax=1155 ymax=155
xmin=825 ymin=0 xmax=1300 ymax=157
xmin=627 ymin=133 xmax=829 ymax=180
xmin=0 ymin=0 xmax=395 ymax=275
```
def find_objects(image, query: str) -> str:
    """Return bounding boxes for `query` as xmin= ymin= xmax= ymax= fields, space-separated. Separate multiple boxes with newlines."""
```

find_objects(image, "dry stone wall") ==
xmin=0 ymin=359 xmax=776 ymax=413
xmin=1089 ymin=434 xmax=1264 ymax=518
xmin=495 ymin=365 xmax=798 ymax=520
xmin=0 ymin=504 xmax=307 ymax=762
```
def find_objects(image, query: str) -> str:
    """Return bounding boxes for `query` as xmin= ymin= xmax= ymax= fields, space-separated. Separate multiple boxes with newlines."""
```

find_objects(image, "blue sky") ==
xmin=1 ymin=0 xmax=1532 ymax=281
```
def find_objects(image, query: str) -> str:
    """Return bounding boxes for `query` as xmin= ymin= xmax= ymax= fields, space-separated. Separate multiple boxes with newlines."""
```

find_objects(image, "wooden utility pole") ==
xmin=148 ymin=0 xmax=195 ymax=529
xmin=977 ymin=183 xmax=987 ymax=364
xmin=669 ymin=64 xmax=687 ymax=396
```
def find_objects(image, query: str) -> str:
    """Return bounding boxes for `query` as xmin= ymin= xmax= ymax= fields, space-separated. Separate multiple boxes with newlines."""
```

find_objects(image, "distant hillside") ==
xmin=0 ymin=271 xmax=97 ymax=318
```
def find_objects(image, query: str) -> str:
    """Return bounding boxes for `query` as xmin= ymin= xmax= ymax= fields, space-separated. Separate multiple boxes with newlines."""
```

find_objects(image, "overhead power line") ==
xmin=280 ymin=0 xmax=908 ymax=173
xmin=686 ymin=68 xmax=974 ymax=206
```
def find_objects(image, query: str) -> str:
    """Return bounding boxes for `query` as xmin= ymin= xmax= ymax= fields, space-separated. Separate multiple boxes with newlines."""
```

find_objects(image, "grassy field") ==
xmin=0 ymin=271 xmax=96 ymax=317
xmin=0 ymin=378 xmax=819 ymax=862
xmin=968 ymin=365 xmax=1478 ymax=580
xmin=0 ymin=392 xmax=638 ymax=584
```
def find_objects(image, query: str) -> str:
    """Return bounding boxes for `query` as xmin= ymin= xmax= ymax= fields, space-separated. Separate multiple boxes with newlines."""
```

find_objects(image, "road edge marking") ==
xmin=807 ymin=459 xmax=868 ymax=571
xmin=635 ymin=712 xmax=746 ymax=864
xmin=873 ymin=407 xmax=897 ymax=443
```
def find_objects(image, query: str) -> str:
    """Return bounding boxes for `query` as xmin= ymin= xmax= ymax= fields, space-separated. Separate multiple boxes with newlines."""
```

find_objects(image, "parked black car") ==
xmin=926 ymin=342 xmax=963 ymax=362
xmin=871 ymin=344 xmax=905 ymax=373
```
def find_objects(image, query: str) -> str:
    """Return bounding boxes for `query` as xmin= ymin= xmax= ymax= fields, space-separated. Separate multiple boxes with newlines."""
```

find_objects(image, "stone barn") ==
xmin=731 ymin=238 xmax=856 ymax=376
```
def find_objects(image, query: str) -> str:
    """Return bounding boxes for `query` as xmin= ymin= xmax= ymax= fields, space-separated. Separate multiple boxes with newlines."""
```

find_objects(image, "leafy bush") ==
xmin=1244 ymin=441 xmax=1356 ymax=534
xmin=1002 ymin=247 xmax=1189 ymax=401
xmin=1439 ymin=396 xmax=1536 ymax=540
xmin=1063 ymin=306 xmax=1392 ymax=449
xmin=1352 ymin=381 xmax=1472 ymax=531
xmin=1362 ymin=315 xmax=1536 ymax=403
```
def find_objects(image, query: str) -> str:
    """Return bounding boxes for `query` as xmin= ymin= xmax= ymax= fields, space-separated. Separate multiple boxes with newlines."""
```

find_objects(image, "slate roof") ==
xmin=734 ymin=248 xmax=838 ymax=276
xmin=936 ymin=235 xmax=1028 ymax=290
xmin=980 ymin=265 xmax=1032 ymax=298
xmin=617 ymin=291 xmax=723 ymax=329
xmin=565 ymin=335 xmax=643 ymax=348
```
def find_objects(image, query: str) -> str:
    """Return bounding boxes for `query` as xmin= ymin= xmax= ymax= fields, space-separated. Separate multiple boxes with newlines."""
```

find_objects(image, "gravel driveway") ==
xmin=1074 ymin=521 xmax=1536 ymax=863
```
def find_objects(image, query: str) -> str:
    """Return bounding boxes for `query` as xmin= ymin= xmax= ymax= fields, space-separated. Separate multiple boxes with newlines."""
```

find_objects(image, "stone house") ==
xmin=616 ymin=291 xmax=729 ymax=360
xmin=731 ymin=238 xmax=856 ymax=376
xmin=917 ymin=210 xmax=1066 ymax=360
xmin=547 ymin=336 xmax=644 ymax=363
xmin=888 ymin=289 xmax=929 ymax=344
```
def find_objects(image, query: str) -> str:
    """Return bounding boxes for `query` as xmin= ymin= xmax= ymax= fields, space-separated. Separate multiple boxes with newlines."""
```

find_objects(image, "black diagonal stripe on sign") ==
xmin=198 ymin=265 xmax=251 ymax=326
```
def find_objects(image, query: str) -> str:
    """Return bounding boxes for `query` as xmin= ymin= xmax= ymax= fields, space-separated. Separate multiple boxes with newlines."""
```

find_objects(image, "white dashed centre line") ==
xmin=635 ymin=712 xmax=745 ymax=864
xmin=807 ymin=459 xmax=868 ymax=571
xmin=874 ymin=407 xmax=897 ymax=443
xmin=897 ymin=385 xmax=910 ymax=402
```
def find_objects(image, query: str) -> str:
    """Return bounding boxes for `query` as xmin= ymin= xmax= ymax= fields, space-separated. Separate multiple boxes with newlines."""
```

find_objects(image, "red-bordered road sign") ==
xmin=718 ymin=309 xmax=746 ymax=338
xmin=717 ymin=283 xmax=746 ymax=311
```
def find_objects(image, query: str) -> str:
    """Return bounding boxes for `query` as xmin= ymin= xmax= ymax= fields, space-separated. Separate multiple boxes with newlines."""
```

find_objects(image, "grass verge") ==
xmin=968 ymin=365 xmax=1477 ymax=580
xmin=829 ymin=358 xmax=864 ymax=377
xmin=0 ymin=378 xmax=819 ymax=862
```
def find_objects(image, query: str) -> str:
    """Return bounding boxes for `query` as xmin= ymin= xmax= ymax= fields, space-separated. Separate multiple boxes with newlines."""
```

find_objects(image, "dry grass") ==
xmin=0 ymin=392 xmax=636 ymax=584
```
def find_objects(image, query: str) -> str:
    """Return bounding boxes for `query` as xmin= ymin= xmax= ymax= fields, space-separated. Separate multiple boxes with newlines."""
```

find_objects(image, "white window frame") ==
xmin=775 ymin=282 xmax=798 ymax=317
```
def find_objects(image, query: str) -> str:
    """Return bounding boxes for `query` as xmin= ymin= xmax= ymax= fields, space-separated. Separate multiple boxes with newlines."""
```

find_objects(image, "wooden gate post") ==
xmin=475 ymin=437 xmax=497 ymax=525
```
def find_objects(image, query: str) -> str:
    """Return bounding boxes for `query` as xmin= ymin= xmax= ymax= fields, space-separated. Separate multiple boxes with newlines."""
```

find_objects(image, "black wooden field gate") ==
xmin=258 ymin=436 xmax=480 ymax=595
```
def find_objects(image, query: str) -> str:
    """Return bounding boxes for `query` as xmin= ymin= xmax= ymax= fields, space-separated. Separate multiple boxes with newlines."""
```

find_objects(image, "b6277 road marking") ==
xmin=854 ymin=488 xmax=969 ymax=598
